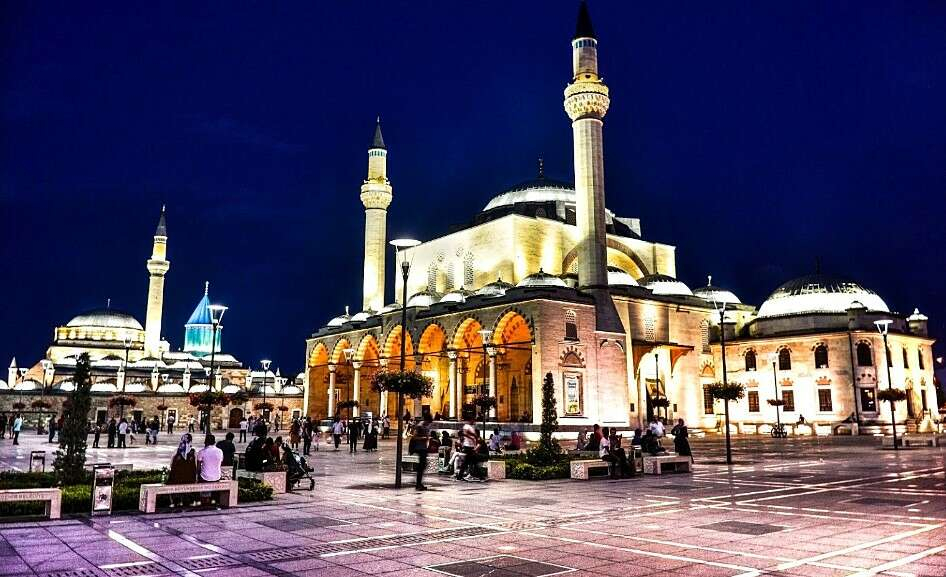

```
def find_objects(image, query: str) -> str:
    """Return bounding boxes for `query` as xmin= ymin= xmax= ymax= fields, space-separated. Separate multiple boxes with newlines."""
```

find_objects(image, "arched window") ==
xmin=918 ymin=349 xmax=925 ymax=370
xmin=902 ymin=347 xmax=909 ymax=368
xmin=814 ymin=344 xmax=829 ymax=369
xmin=856 ymin=342 xmax=872 ymax=367
xmin=778 ymin=347 xmax=792 ymax=371
xmin=564 ymin=310 xmax=578 ymax=341
xmin=744 ymin=350 xmax=757 ymax=372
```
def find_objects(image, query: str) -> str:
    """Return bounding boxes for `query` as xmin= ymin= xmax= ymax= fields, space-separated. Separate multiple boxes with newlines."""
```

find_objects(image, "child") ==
xmin=312 ymin=427 xmax=321 ymax=452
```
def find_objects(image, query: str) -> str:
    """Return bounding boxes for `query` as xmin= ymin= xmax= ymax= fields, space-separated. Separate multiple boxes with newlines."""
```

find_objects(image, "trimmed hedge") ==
xmin=505 ymin=458 xmax=570 ymax=480
xmin=0 ymin=470 xmax=272 ymax=518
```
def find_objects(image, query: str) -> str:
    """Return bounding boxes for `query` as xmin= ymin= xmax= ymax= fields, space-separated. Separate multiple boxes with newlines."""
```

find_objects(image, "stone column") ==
xmin=379 ymin=359 xmax=389 ymax=416
xmin=327 ymin=364 xmax=337 ymax=418
xmin=447 ymin=351 xmax=458 ymax=419
xmin=352 ymin=361 xmax=361 ymax=417
xmin=487 ymin=347 xmax=498 ymax=418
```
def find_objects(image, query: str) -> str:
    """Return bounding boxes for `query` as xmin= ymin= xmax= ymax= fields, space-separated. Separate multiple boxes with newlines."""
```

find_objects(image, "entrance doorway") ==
xmin=228 ymin=407 xmax=244 ymax=428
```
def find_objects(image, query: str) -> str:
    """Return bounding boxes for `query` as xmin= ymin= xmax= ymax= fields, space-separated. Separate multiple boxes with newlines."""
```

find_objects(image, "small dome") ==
xmin=516 ymin=269 xmax=567 ymax=288
xmin=560 ymin=272 xmax=579 ymax=288
xmin=407 ymin=290 xmax=441 ymax=307
xmin=440 ymin=287 xmax=474 ymax=304
xmin=350 ymin=310 xmax=375 ymax=322
xmin=640 ymin=274 xmax=693 ymax=296
xmin=327 ymin=312 xmax=350 ymax=327
xmin=607 ymin=266 xmax=638 ymax=286
xmin=693 ymin=276 xmax=741 ymax=305
xmin=66 ymin=309 xmax=143 ymax=331
xmin=379 ymin=303 xmax=401 ymax=313
xmin=476 ymin=277 xmax=514 ymax=297
xmin=757 ymin=274 xmax=889 ymax=319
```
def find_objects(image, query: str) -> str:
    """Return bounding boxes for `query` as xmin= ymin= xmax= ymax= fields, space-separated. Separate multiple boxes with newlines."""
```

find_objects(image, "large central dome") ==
xmin=483 ymin=176 xmax=576 ymax=212
xmin=757 ymin=274 xmax=889 ymax=318
xmin=66 ymin=309 xmax=143 ymax=331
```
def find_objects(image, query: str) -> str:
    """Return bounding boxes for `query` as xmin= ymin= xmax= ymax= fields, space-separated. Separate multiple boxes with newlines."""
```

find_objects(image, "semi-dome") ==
xmin=639 ymin=274 xmax=693 ymax=296
xmin=607 ymin=266 xmax=638 ymax=286
xmin=693 ymin=276 xmax=741 ymax=305
xmin=440 ymin=287 xmax=474 ymax=304
xmin=476 ymin=277 xmax=514 ymax=297
xmin=407 ymin=290 xmax=441 ymax=307
xmin=517 ymin=269 xmax=567 ymax=288
xmin=66 ymin=309 xmax=143 ymax=331
xmin=757 ymin=274 xmax=889 ymax=319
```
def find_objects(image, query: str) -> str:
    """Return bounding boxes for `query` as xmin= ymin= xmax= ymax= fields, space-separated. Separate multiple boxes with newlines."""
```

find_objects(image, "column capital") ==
xmin=379 ymin=358 xmax=389 ymax=368
xmin=328 ymin=364 xmax=337 ymax=373
xmin=486 ymin=346 xmax=498 ymax=357
xmin=447 ymin=350 xmax=458 ymax=361
xmin=351 ymin=361 xmax=362 ymax=370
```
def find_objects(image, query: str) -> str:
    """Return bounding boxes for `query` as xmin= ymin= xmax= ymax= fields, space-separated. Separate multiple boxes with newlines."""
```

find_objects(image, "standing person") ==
xmin=167 ymin=413 xmax=176 ymax=435
xmin=331 ymin=417 xmax=344 ymax=451
xmin=0 ymin=412 xmax=7 ymax=439
xmin=188 ymin=415 xmax=196 ymax=433
xmin=92 ymin=421 xmax=102 ymax=448
xmin=382 ymin=414 xmax=390 ymax=439
xmin=289 ymin=419 xmax=301 ymax=450
xmin=117 ymin=418 xmax=128 ymax=448
xmin=106 ymin=418 xmax=117 ymax=448
xmin=238 ymin=416 xmax=248 ymax=443
xmin=455 ymin=416 xmax=478 ymax=481
xmin=649 ymin=417 xmax=665 ymax=438
xmin=216 ymin=432 xmax=237 ymax=468
xmin=47 ymin=415 xmax=57 ymax=443
xmin=168 ymin=433 xmax=197 ymax=507
xmin=670 ymin=419 xmax=693 ymax=461
xmin=302 ymin=417 xmax=312 ymax=455
xmin=347 ymin=418 xmax=360 ymax=453
xmin=410 ymin=416 xmax=432 ymax=491
xmin=11 ymin=414 xmax=23 ymax=445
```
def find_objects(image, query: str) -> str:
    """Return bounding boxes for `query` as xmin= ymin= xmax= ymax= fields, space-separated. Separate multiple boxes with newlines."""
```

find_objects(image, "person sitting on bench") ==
xmin=641 ymin=429 xmax=666 ymax=456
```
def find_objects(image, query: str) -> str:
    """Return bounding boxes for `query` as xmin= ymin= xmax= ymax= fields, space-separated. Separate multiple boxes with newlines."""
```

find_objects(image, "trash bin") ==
xmin=91 ymin=464 xmax=115 ymax=516
xmin=29 ymin=451 xmax=46 ymax=473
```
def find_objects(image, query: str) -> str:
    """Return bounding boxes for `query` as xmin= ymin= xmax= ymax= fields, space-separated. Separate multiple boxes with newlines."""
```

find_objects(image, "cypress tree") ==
xmin=54 ymin=353 xmax=93 ymax=484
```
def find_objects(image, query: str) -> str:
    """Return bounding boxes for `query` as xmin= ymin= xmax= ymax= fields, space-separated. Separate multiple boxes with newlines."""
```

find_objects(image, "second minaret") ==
xmin=360 ymin=118 xmax=393 ymax=312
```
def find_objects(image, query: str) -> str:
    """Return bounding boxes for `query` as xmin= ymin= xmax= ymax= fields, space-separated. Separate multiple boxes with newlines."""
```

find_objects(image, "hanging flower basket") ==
xmin=473 ymin=395 xmax=497 ymax=411
xmin=278 ymin=405 xmax=290 ymax=412
xmin=108 ymin=394 xmax=137 ymax=409
xmin=156 ymin=403 xmax=169 ymax=412
xmin=62 ymin=399 xmax=73 ymax=410
xmin=767 ymin=399 xmax=786 ymax=407
xmin=371 ymin=370 xmax=433 ymax=399
xmin=650 ymin=397 xmax=671 ymax=409
xmin=254 ymin=401 xmax=275 ymax=412
xmin=706 ymin=382 xmax=746 ymax=402
xmin=188 ymin=391 xmax=229 ymax=408
xmin=877 ymin=388 xmax=908 ymax=403
xmin=30 ymin=399 xmax=53 ymax=410
xmin=11 ymin=402 xmax=26 ymax=411
xmin=227 ymin=390 xmax=250 ymax=404
xmin=335 ymin=399 xmax=359 ymax=411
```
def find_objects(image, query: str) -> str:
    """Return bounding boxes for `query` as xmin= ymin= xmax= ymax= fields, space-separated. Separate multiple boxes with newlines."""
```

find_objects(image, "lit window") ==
xmin=814 ymin=344 xmax=829 ymax=369
xmin=745 ymin=350 xmax=757 ymax=372
xmin=703 ymin=387 xmax=714 ymax=415
xmin=747 ymin=391 xmax=760 ymax=412
xmin=918 ymin=349 xmax=925 ymax=370
xmin=856 ymin=342 xmax=872 ymax=367
xmin=818 ymin=389 xmax=833 ymax=412
xmin=564 ymin=310 xmax=578 ymax=341
xmin=902 ymin=347 xmax=909 ymax=368
xmin=778 ymin=348 xmax=791 ymax=371
xmin=782 ymin=390 xmax=795 ymax=411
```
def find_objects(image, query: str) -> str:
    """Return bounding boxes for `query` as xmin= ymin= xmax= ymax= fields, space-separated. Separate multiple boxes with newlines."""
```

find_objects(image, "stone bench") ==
xmin=567 ymin=450 xmax=601 ymax=459
xmin=642 ymin=454 xmax=691 ymax=475
xmin=897 ymin=434 xmax=938 ymax=448
xmin=881 ymin=436 xmax=904 ymax=448
xmin=138 ymin=480 xmax=238 ymax=513
xmin=570 ymin=459 xmax=611 ymax=480
xmin=0 ymin=488 xmax=61 ymax=520
xmin=236 ymin=470 xmax=286 ymax=493
xmin=401 ymin=454 xmax=437 ymax=474
xmin=84 ymin=463 xmax=133 ymax=472
xmin=478 ymin=460 xmax=505 ymax=480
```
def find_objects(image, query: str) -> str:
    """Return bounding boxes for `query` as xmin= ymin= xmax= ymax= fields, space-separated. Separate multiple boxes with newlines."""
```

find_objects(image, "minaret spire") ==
xmin=564 ymin=1 xmax=623 ymax=333
xmin=360 ymin=118 xmax=393 ymax=312
xmin=144 ymin=205 xmax=170 ymax=356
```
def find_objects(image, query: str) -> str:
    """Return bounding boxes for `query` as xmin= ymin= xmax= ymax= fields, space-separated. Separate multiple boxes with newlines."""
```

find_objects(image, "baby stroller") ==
xmin=283 ymin=447 xmax=315 ymax=491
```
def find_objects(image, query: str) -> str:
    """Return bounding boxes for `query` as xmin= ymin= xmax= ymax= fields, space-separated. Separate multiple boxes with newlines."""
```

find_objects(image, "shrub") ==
xmin=505 ymin=457 xmax=570 ymax=480
xmin=238 ymin=477 xmax=274 ymax=502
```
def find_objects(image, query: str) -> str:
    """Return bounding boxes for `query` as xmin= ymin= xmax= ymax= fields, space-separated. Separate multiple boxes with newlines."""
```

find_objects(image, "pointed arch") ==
xmin=492 ymin=308 xmax=534 ymax=345
xmin=308 ymin=342 xmax=329 ymax=367
xmin=355 ymin=333 xmax=380 ymax=362
xmin=419 ymin=323 xmax=448 ymax=355
xmin=561 ymin=238 xmax=650 ymax=279
xmin=451 ymin=317 xmax=486 ymax=351
xmin=329 ymin=338 xmax=354 ymax=364
xmin=382 ymin=325 xmax=414 ymax=362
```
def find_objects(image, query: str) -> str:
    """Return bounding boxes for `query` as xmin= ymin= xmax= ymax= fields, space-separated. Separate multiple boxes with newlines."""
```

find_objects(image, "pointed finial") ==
xmin=344 ymin=305 xmax=350 ymax=316
xmin=107 ymin=298 xmax=111 ymax=309
xmin=204 ymin=281 xmax=209 ymax=297
xmin=574 ymin=1 xmax=596 ymax=40
xmin=707 ymin=275 xmax=712 ymax=286
xmin=154 ymin=205 xmax=168 ymax=237
xmin=537 ymin=156 xmax=545 ymax=179
xmin=370 ymin=117 xmax=386 ymax=150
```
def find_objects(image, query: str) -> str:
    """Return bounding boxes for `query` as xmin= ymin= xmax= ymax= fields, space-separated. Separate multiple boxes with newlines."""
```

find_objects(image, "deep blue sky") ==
xmin=2 ymin=1 xmax=945 ymax=375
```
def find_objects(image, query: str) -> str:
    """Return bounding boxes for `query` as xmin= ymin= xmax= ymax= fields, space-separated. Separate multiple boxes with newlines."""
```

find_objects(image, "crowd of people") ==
xmin=575 ymin=416 xmax=694 ymax=477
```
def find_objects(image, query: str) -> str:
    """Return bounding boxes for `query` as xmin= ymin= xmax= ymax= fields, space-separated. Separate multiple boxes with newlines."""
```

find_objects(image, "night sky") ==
xmin=2 ymin=1 xmax=945 ymax=376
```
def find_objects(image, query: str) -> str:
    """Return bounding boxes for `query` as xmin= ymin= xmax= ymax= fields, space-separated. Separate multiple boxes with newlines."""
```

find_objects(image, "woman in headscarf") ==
xmin=168 ymin=433 xmax=197 ymax=507
xmin=670 ymin=419 xmax=692 ymax=461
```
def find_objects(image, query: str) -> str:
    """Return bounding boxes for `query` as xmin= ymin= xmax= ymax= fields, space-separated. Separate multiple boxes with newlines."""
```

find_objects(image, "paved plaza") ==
xmin=0 ymin=433 xmax=944 ymax=577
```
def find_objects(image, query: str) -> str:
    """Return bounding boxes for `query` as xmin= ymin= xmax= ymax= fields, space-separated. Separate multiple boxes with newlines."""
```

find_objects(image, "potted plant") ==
xmin=371 ymin=370 xmax=433 ymax=486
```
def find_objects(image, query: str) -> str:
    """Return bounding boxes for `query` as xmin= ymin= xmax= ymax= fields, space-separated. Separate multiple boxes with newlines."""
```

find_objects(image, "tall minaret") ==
xmin=564 ymin=2 xmax=623 ymax=332
xmin=144 ymin=206 xmax=170 ymax=356
xmin=360 ymin=118 xmax=393 ymax=312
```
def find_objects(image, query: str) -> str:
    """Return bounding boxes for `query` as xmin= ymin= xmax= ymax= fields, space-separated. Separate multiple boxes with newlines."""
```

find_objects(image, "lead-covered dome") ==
xmin=757 ymin=274 xmax=889 ymax=319
xmin=693 ymin=276 xmax=741 ymax=305
xmin=407 ymin=290 xmax=441 ymax=307
xmin=639 ymin=274 xmax=693 ymax=296
xmin=517 ymin=269 xmax=567 ymax=288
xmin=66 ymin=309 xmax=143 ymax=331
xmin=483 ymin=177 xmax=575 ymax=212
xmin=476 ymin=277 xmax=514 ymax=298
xmin=607 ymin=266 xmax=638 ymax=286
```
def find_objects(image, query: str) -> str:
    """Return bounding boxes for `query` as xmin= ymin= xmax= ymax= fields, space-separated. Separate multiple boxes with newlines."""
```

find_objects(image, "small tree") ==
xmin=707 ymin=381 xmax=745 ymax=465
xmin=526 ymin=372 xmax=562 ymax=465
xmin=54 ymin=353 xmax=93 ymax=484
xmin=473 ymin=394 xmax=497 ymax=437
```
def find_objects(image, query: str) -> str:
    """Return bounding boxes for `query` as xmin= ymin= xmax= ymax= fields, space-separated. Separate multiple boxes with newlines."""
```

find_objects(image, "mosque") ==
xmin=304 ymin=3 xmax=939 ymax=435
xmin=2 ymin=208 xmax=304 ymax=428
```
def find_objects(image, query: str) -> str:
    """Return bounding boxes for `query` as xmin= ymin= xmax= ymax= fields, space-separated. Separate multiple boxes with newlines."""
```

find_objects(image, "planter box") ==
xmin=237 ymin=470 xmax=286 ymax=494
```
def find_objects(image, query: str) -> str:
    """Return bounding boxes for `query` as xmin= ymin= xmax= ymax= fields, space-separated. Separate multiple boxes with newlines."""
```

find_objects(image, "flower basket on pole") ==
xmin=228 ymin=390 xmax=250 ymax=405
xmin=31 ymin=399 xmax=53 ymax=411
xmin=876 ymin=388 xmax=907 ymax=403
xmin=707 ymin=381 xmax=745 ymax=454
xmin=372 ymin=370 xmax=433 ymax=483
xmin=189 ymin=391 xmax=229 ymax=434
xmin=335 ymin=399 xmax=359 ymax=416
xmin=766 ymin=399 xmax=786 ymax=407
xmin=253 ymin=401 xmax=275 ymax=412
xmin=473 ymin=394 xmax=497 ymax=437
xmin=12 ymin=402 xmax=26 ymax=411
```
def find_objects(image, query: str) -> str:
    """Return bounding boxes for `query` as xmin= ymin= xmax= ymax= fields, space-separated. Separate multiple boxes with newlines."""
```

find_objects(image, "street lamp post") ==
xmin=17 ymin=367 xmax=28 ymax=408
xmin=119 ymin=336 xmax=133 ymax=418
xmin=40 ymin=359 xmax=53 ymax=434
xmin=391 ymin=237 xmax=420 ymax=489
xmin=875 ymin=319 xmax=898 ymax=450
xmin=768 ymin=353 xmax=783 ymax=436
xmin=260 ymin=359 xmax=272 ymax=423
xmin=477 ymin=328 xmax=493 ymax=430
xmin=713 ymin=300 xmax=733 ymax=465
xmin=206 ymin=303 xmax=228 ymax=435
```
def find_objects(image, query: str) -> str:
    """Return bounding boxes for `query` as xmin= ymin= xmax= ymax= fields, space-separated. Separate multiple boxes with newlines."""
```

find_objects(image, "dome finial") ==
xmin=154 ymin=205 xmax=167 ymax=237
xmin=106 ymin=298 xmax=111 ymax=309
xmin=707 ymin=274 xmax=712 ymax=286
xmin=537 ymin=156 xmax=545 ymax=179
xmin=204 ymin=281 xmax=209 ymax=297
